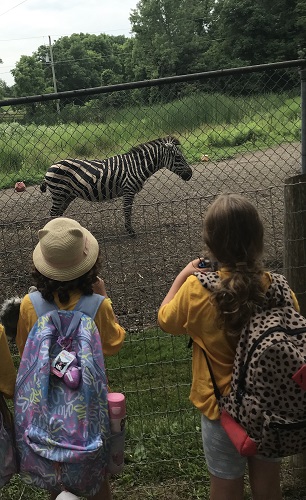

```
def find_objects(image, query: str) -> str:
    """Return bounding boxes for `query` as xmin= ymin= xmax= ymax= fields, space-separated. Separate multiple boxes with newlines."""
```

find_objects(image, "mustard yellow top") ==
xmin=16 ymin=292 xmax=126 ymax=357
xmin=158 ymin=270 xmax=299 ymax=420
xmin=0 ymin=324 xmax=16 ymax=399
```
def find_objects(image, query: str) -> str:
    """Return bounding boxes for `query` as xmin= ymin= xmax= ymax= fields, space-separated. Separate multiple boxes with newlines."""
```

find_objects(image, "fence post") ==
xmin=301 ymin=69 xmax=306 ymax=174
xmin=300 ymin=69 xmax=306 ymax=174
xmin=284 ymin=173 xmax=306 ymax=478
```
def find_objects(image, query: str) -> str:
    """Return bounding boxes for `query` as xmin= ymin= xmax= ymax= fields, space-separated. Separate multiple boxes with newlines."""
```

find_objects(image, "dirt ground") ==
xmin=0 ymin=142 xmax=301 ymax=328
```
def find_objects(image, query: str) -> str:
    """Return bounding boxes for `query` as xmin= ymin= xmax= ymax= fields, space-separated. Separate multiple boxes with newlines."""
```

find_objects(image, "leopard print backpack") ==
xmin=194 ymin=271 xmax=306 ymax=458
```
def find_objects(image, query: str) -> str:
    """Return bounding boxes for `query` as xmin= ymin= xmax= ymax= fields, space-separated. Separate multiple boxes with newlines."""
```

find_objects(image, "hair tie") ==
xmin=223 ymin=307 xmax=240 ymax=314
xmin=235 ymin=261 xmax=248 ymax=271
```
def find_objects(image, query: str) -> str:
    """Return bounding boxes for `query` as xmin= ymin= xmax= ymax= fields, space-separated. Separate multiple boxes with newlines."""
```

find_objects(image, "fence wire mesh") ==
xmin=0 ymin=61 xmax=305 ymax=499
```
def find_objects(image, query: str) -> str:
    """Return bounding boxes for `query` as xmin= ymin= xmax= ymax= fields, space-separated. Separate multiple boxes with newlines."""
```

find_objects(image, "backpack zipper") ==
xmin=269 ymin=420 xmax=306 ymax=430
xmin=77 ymin=335 xmax=106 ymax=378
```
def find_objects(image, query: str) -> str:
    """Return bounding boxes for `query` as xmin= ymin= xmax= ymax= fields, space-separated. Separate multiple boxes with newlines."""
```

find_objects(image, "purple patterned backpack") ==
xmin=14 ymin=291 xmax=110 ymax=496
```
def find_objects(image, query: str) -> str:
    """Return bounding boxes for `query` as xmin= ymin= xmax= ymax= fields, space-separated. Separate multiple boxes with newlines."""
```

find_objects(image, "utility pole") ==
xmin=48 ymin=35 xmax=60 ymax=114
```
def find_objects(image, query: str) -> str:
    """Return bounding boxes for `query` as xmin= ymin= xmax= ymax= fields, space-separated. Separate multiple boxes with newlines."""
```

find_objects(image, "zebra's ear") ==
xmin=164 ymin=136 xmax=180 ymax=150
xmin=165 ymin=136 xmax=180 ymax=146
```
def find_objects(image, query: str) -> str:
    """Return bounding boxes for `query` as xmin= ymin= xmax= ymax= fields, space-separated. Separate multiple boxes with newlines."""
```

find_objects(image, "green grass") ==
xmin=0 ymin=91 xmax=301 ymax=190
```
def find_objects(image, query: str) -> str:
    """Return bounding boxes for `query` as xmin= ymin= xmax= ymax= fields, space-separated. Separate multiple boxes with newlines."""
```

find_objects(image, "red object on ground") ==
xmin=15 ymin=181 xmax=26 ymax=192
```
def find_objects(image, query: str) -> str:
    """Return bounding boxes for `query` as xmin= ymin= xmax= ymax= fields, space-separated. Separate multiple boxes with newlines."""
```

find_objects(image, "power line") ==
xmin=0 ymin=0 xmax=30 ymax=17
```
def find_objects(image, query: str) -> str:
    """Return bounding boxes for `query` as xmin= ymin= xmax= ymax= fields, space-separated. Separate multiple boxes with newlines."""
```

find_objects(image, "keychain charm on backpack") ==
xmin=51 ymin=350 xmax=81 ymax=389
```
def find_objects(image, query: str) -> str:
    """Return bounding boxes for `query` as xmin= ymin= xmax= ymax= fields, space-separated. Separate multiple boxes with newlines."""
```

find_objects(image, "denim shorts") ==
xmin=201 ymin=414 xmax=281 ymax=480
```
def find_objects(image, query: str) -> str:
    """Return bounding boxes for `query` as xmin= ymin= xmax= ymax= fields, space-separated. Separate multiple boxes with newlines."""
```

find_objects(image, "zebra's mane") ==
xmin=129 ymin=136 xmax=180 ymax=154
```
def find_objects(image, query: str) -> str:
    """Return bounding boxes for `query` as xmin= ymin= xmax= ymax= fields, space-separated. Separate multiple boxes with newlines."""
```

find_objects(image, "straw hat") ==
xmin=33 ymin=218 xmax=99 ymax=281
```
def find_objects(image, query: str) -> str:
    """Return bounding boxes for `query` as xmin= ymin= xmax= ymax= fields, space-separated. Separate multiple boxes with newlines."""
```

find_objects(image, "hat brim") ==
xmin=33 ymin=227 xmax=99 ymax=282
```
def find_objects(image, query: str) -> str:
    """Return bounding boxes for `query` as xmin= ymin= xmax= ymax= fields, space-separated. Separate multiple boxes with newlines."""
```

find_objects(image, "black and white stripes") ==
xmin=40 ymin=136 xmax=192 ymax=236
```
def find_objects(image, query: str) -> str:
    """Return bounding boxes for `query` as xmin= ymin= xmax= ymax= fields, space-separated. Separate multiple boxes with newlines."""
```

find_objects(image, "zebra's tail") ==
xmin=40 ymin=180 xmax=47 ymax=193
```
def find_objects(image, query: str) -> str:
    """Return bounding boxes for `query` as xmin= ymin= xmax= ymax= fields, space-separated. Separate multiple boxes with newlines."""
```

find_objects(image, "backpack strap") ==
xmin=29 ymin=291 xmax=104 ymax=319
xmin=266 ymin=272 xmax=295 ymax=308
xmin=29 ymin=291 xmax=58 ymax=317
xmin=73 ymin=294 xmax=105 ymax=318
xmin=201 ymin=348 xmax=222 ymax=402
xmin=193 ymin=271 xmax=220 ymax=291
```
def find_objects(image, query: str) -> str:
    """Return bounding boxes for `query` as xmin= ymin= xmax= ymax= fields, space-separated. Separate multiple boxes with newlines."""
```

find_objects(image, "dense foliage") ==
xmin=1 ymin=0 xmax=306 ymax=102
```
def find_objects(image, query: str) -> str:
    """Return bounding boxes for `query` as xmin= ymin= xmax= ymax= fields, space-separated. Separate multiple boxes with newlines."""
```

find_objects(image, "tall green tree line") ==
xmin=2 ymin=0 xmax=306 ymax=99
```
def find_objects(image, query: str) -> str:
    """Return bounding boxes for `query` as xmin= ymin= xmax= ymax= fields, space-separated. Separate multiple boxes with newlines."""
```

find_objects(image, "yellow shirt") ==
xmin=0 ymin=325 xmax=16 ymax=399
xmin=16 ymin=291 xmax=125 ymax=357
xmin=158 ymin=271 xmax=299 ymax=420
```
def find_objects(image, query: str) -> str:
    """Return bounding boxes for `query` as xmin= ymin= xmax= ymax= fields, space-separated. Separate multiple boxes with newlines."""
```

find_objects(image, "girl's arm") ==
xmin=92 ymin=276 xmax=108 ymax=297
xmin=160 ymin=259 xmax=210 ymax=306
xmin=0 ymin=326 xmax=16 ymax=398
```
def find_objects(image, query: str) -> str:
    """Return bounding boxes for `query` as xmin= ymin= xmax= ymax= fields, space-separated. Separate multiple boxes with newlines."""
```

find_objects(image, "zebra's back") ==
xmin=46 ymin=158 xmax=127 ymax=202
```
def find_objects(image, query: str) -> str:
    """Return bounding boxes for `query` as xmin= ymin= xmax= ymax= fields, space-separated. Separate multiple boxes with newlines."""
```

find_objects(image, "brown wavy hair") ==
xmin=204 ymin=194 xmax=265 ymax=335
xmin=32 ymin=251 xmax=102 ymax=304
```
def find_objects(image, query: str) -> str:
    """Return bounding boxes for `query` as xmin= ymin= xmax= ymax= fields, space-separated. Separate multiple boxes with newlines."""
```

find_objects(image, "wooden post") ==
xmin=284 ymin=173 xmax=306 ymax=477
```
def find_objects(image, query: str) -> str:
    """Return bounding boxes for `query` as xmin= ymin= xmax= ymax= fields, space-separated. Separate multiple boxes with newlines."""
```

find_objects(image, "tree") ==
xmin=130 ymin=0 xmax=215 ymax=80
xmin=37 ymin=33 xmax=129 ymax=93
xmin=12 ymin=55 xmax=46 ymax=96
xmin=295 ymin=0 xmax=306 ymax=57
xmin=0 ymin=78 xmax=13 ymax=99
xmin=207 ymin=0 xmax=305 ymax=68
xmin=11 ymin=33 xmax=133 ymax=99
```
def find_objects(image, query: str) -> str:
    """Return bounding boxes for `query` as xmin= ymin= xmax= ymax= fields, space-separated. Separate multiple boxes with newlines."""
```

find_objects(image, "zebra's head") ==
xmin=162 ymin=137 xmax=192 ymax=181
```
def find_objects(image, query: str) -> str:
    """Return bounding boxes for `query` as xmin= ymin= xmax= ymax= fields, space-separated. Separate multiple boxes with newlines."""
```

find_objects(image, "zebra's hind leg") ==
xmin=123 ymin=194 xmax=136 ymax=237
xmin=125 ymin=219 xmax=136 ymax=238
xmin=50 ymin=195 xmax=76 ymax=217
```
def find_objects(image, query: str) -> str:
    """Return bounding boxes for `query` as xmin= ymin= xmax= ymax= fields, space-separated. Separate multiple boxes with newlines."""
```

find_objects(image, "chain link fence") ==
xmin=0 ymin=60 xmax=305 ymax=499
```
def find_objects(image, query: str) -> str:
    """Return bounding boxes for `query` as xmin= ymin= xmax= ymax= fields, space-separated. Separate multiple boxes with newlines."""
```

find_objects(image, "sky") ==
xmin=0 ymin=0 xmax=139 ymax=86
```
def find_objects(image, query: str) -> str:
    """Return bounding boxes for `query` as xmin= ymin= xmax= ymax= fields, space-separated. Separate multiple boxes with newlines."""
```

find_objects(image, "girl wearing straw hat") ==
xmin=16 ymin=217 xmax=126 ymax=500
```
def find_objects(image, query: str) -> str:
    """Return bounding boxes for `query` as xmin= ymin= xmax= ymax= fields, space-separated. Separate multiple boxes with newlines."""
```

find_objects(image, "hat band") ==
xmin=43 ymin=237 xmax=90 ymax=270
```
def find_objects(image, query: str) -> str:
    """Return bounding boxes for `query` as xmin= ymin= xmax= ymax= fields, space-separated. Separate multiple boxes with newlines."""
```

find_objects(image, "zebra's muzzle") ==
xmin=181 ymin=171 xmax=192 ymax=181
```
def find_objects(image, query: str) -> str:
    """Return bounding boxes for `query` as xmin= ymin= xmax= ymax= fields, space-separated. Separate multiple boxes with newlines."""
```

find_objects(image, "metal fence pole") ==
xmin=284 ymin=173 xmax=306 ymax=480
xmin=301 ymin=69 xmax=306 ymax=174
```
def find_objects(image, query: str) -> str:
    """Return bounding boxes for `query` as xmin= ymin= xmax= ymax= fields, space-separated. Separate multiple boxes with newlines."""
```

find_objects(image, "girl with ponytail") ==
xmin=158 ymin=194 xmax=298 ymax=500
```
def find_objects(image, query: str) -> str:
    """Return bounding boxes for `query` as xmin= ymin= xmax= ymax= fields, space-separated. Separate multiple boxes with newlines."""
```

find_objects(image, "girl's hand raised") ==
xmin=160 ymin=258 xmax=213 ymax=307
xmin=92 ymin=276 xmax=108 ymax=297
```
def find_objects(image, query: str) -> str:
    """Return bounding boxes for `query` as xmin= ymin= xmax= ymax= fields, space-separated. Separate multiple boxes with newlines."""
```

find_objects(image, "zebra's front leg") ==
xmin=123 ymin=193 xmax=136 ymax=237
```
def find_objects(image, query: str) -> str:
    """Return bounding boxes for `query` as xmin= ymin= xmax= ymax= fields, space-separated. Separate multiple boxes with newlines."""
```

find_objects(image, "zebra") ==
xmin=40 ymin=136 xmax=193 ymax=236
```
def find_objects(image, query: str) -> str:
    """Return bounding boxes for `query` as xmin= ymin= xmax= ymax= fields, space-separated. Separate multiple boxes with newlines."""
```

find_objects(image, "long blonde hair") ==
xmin=204 ymin=194 xmax=265 ymax=335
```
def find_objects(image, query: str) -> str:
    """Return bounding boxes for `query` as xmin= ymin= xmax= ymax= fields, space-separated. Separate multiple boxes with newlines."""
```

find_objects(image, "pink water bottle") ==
xmin=107 ymin=393 xmax=126 ymax=474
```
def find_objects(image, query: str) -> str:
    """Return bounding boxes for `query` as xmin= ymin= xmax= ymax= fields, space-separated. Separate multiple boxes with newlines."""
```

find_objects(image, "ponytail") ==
xmin=210 ymin=262 xmax=265 ymax=335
